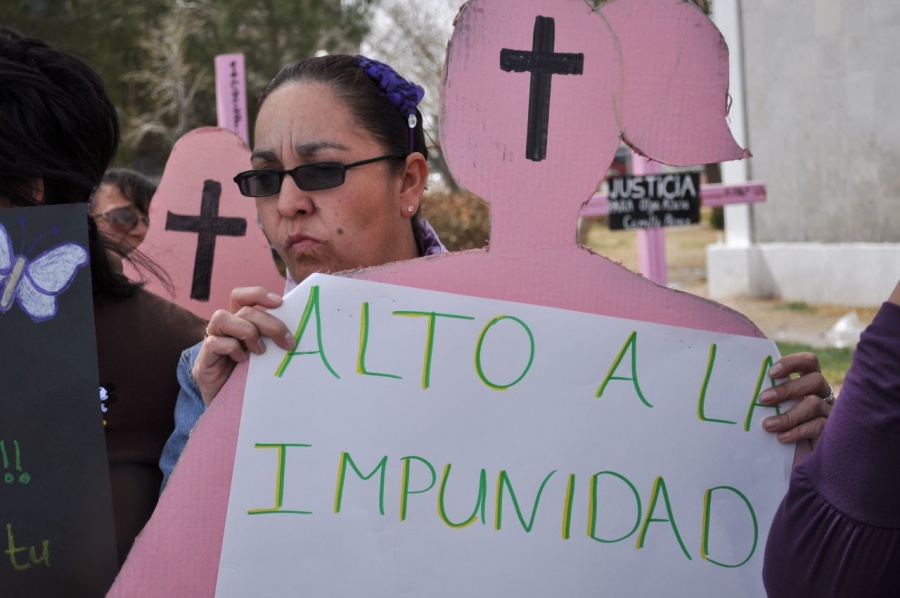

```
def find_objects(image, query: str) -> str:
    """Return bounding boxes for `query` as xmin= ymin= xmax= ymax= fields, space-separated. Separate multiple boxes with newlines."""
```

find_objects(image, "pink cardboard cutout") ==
xmin=602 ymin=0 xmax=749 ymax=165
xmin=110 ymin=1 xmax=782 ymax=594
xmin=126 ymin=128 xmax=283 ymax=320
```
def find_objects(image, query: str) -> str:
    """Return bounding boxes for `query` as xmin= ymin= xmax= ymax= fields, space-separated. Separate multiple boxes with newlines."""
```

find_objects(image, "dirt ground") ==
xmin=581 ymin=217 xmax=878 ymax=349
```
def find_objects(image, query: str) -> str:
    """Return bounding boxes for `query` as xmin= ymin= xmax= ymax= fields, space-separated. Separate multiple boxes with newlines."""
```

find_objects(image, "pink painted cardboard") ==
xmin=109 ymin=0 xmax=782 ymax=594
xmin=604 ymin=0 xmax=749 ymax=165
xmin=125 ymin=128 xmax=283 ymax=321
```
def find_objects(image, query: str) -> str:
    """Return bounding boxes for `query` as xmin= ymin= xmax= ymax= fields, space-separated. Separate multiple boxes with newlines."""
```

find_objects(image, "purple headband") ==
xmin=356 ymin=56 xmax=425 ymax=152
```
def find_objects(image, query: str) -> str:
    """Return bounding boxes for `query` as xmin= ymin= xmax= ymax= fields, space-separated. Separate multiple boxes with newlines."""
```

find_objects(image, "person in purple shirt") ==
xmin=764 ymin=279 xmax=900 ymax=597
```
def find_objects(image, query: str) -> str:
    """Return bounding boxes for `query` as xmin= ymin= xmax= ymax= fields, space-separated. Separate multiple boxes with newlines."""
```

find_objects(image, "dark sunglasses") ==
xmin=233 ymin=152 xmax=409 ymax=197
xmin=96 ymin=206 xmax=149 ymax=233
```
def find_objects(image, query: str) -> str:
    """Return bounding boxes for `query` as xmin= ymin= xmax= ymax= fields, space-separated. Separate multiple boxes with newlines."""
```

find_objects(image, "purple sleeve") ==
xmin=763 ymin=302 xmax=900 ymax=596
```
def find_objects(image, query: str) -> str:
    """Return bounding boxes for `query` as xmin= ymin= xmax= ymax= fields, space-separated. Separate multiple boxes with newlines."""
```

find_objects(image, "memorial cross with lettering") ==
xmin=215 ymin=53 xmax=249 ymax=145
xmin=581 ymin=153 xmax=767 ymax=285
xmin=500 ymin=16 xmax=584 ymax=161
xmin=165 ymin=180 xmax=247 ymax=301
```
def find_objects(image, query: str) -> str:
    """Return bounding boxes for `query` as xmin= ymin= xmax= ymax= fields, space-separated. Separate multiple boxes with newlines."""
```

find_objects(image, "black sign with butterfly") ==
xmin=0 ymin=204 xmax=118 ymax=597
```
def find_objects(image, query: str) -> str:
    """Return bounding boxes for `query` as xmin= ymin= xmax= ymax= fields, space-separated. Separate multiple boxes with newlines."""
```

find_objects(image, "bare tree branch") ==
xmin=122 ymin=0 xmax=221 ymax=149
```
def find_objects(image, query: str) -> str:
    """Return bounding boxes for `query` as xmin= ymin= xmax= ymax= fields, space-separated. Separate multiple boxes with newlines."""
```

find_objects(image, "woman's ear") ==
xmin=398 ymin=152 xmax=428 ymax=219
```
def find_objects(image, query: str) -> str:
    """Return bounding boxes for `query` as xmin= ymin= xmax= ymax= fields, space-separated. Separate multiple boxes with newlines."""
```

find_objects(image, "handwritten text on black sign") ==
xmin=608 ymin=172 xmax=700 ymax=230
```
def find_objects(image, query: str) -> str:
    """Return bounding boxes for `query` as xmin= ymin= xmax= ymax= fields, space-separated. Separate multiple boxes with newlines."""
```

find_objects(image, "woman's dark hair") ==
xmin=0 ymin=27 xmax=141 ymax=297
xmin=101 ymin=167 xmax=157 ymax=214
xmin=259 ymin=55 xmax=430 ymax=254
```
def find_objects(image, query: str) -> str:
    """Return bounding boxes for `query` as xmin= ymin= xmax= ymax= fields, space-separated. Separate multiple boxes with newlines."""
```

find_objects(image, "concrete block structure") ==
xmin=707 ymin=0 xmax=900 ymax=306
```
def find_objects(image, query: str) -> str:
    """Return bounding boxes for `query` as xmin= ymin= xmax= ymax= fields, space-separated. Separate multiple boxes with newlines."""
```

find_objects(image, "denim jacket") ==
xmin=159 ymin=342 xmax=204 ymax=491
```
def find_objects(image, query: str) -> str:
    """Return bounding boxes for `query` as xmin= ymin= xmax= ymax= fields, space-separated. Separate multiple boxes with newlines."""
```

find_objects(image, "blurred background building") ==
xmin=708 ymin=0 xmax=900 ymax=306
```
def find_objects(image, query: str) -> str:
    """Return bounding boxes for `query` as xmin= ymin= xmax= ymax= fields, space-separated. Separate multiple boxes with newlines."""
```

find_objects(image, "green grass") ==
xmin=775 ymin=302 xmax=815 ymax=313
xmin=775 ymin=341 xmax=855 ymax=387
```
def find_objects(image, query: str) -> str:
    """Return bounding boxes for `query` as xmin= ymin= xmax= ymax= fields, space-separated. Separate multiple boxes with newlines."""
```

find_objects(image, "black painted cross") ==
xmin=166 ymin=180 xmax=247 ymax=301
xmin=500 ymin=15 xmax=584 ymax=161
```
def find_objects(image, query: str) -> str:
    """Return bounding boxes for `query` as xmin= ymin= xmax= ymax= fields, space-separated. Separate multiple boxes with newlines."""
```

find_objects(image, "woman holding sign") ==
xmin=159 ymin=55 xmax=445 ymax=487
xmin=764 ymin=280 xmax=900 ymax=597
xmin=159 ymin=54 xmax=833 ymax=489
xmin=0 ymin=28 xmax=206 ymax=566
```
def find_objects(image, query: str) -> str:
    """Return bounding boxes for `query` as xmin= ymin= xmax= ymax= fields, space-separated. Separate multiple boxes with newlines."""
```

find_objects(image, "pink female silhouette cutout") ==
xmin=109 ymin=1 xmax=770 ymax=594
xmin=125 ymin=128 xmax=283 ymax=320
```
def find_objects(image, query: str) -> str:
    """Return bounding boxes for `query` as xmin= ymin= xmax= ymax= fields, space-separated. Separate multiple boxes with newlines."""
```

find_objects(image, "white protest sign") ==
xmin=216 ymin=273 xmax=791 ymax=597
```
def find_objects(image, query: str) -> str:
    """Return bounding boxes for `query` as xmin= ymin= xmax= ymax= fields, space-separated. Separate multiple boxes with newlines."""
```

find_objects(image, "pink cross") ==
xmin=214 ymin=54 xmax=249 ymax=145
xmin=581 ymin=152 xmax=766 ymax=286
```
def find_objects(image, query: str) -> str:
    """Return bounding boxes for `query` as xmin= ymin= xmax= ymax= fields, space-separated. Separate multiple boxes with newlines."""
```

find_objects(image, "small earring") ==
xmin=407 ymin=205 xmax=414 ymax=213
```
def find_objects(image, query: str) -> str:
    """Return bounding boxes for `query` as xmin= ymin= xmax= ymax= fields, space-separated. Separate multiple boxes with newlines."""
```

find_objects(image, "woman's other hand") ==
xmin=758 ymin=352 xmax=833 ymax=446
xmin=193 ymin=286 xmax=296 ymax=406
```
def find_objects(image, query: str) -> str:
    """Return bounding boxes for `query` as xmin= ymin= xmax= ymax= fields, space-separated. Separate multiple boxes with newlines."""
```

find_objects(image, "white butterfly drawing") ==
xmin=0 ymin=220 xmax=89 ymax=323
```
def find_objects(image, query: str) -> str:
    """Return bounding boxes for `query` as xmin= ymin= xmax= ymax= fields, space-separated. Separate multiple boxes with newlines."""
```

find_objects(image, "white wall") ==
xmin=708 ymin=243 xmax=900 ymax=306
xmin=707 ymin=1 xmax=900 ymax=307
xmin=742 ymin=1 xmax=900 ymax=243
